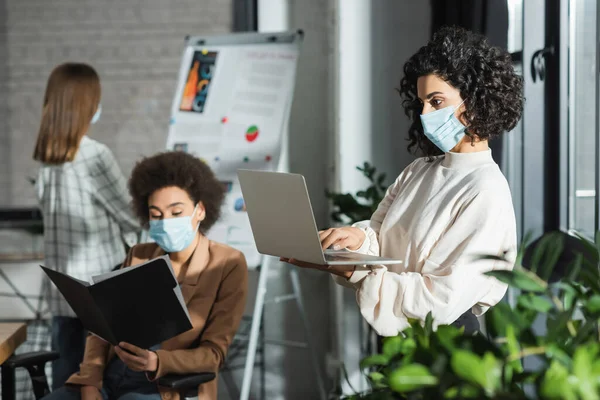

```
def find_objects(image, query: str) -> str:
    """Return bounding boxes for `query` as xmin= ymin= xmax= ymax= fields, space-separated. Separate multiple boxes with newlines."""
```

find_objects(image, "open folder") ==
xmin=41 ymin=256 xmax=193 ymax=349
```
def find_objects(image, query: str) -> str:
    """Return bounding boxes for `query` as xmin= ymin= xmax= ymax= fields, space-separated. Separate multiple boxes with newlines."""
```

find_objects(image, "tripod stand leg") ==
xmin=289 ymin=268 xmax=327 ymax=400
xmin=240 ymin=257 xmax=271 ymax=400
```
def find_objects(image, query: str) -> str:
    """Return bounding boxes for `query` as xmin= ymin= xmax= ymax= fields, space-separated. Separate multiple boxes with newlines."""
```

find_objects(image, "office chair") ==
xmin=8 ymin=351 xmax=215 ymax=400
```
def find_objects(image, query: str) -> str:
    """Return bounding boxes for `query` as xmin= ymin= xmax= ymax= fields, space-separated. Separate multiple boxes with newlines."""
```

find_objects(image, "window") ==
xmin=568 ymin=0 xmax=597 ymax=238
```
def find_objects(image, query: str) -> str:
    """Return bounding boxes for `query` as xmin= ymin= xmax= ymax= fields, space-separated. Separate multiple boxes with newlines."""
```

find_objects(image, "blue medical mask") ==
xmin=91 ymin=104 xmax=102 ymax=125
xmin=149 ymin=205 xmax=200 ymax=253
xmin=419 ymin=100 xmax=466 ymax=153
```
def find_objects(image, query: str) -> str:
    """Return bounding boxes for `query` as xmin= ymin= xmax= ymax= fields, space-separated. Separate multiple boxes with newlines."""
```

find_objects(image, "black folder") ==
xmin=41 ymin=256 xmax=193 ymax=349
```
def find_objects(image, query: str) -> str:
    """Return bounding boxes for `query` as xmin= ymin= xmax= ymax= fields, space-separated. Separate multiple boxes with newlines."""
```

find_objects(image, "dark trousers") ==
xmin=43 ymin=343 xmax=162 ymax=400
xmin=51 ymin=316 xmax=87 ymax=390
xmin=451 ymin=311 xmax=480 ymax=335
xmin=43 ymin=351 xmax=161 ymax=400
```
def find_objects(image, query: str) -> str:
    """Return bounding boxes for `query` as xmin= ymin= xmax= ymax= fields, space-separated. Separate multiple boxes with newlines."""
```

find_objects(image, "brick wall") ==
xmin=0 ymin=0 xmax=233 ymax=207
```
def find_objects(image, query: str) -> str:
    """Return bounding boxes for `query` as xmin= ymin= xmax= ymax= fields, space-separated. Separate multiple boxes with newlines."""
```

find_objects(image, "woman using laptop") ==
xmin=283 ymin=26 xmax=522 ymax=336
xmin=44 ymin=152 xmax=248 ymax=400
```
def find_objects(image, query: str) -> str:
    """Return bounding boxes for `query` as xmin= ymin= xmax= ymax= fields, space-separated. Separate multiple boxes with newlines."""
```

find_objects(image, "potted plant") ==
xmin=342 ymin=231 xmax=600 ymax=399
xmin=325 ymin=162 xmax=388 ymax=224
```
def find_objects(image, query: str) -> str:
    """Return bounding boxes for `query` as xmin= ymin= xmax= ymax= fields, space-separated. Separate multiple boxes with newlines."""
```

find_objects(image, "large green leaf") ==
xmin=399 ymin=338 xmax=417 ymax=356
xmin=540 ymin=360 xmax=576 ymax=400
xmin=546 ymin=344 xmax=573 ymax=368
xmin=571 ymin=319 xmax=598 ymax=347
xmin=480 ymin=352 xmax=502 ymax=394
xmin=517 ymin=293 xmax=553 ymax=313
xmin=382 ymin=336 xmax=402 ymax=358
xmin=573 ymin=344 xmax=600 ymax=400
xmin=567 ymin=321 xmax=598 ymax=348
xmin=572 ymin=231 xmax=600 ymax=262
xmin=538 ymin=232 xmax=565 ymax=281
xmin=554 ymin=281 xmax=585 ymax=296
xmin=450 ymin=351 xmax=486 ymax=388
xmin=572 ymin=232 xmax=600 ymax=278
xmin=486 ymin=301 xmax=529 ymax=336
xmin=566 ymin=253 xmax=583 ymax=282
xmin=485 ymin=269 xmax=547 ymax=292
xmin=444 ymin=384 xmax=481 ymax=399
xmin=584 ymin=295 xmax=600 ymax=314
xmin=562 ymin=285 xmax=578 ymax=311
xmin=435 ymin=325 xmax=462 ymax=351
xmin=368 ymin=371 xmax=387 ymax=389
xmin=528 ymin=232 xmax=564 ymax=277
xmin=514 ymin=231 xmax=534 ymax=268
xmin=579 ymin=269 xmax=600 ymax=293
xmin=593 ymin=358 xmax=600 ymax=379
xmin=546 ymin=309 xmax=576 ymax=341
xmin=381 ymin=336 xmax=416 ymax=359
xmin=360 ymin=354 xmax=390 ymax=369
xmin=424 ymin=312 xmax=434 ymax=336
xmin=505 ymin=324 xmax=524 ymax=373
xmin=387 ymin=364 xmax=438 ymax=393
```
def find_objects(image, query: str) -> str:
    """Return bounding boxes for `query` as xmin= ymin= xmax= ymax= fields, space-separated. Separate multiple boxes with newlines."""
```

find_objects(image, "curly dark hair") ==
xmin=398 ymin=26 xmax=524 ymax=158
xmin=128 ymin=151 xmax=224 ymax=232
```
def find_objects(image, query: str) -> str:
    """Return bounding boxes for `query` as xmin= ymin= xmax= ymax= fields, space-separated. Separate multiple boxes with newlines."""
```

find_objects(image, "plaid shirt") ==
xmin=36 ymin=136 xmax=140 ymax=317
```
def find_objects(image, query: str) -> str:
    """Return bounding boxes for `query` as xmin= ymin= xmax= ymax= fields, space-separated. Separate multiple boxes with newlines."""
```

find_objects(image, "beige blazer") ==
xmin=66 ymin=235 xmax=248 ymax=400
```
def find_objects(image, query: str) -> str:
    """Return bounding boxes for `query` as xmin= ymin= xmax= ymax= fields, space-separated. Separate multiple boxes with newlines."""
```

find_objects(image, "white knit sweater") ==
xmin=334 ymin=149 xmax=517 ymax=336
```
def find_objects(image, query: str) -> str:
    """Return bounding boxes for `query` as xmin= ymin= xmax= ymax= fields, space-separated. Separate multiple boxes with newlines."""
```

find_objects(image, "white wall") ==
xmin=0 ymin=0 xmax=233 ymax=207
xmin=335 ymin=0 xmax=430 ymax=194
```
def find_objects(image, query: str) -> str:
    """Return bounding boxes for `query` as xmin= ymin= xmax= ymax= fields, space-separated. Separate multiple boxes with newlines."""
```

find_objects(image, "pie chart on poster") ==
xmin=245 ymin=125 xmax=259 ymax=142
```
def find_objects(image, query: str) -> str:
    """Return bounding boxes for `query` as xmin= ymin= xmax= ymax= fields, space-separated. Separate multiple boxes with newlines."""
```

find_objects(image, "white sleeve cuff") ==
xmin=348 ymin=269 xmax=370 ymax=284
xmin=331 ymin=268 xmax=369 ymax=288
xmin=347 ymin=221 xmax=379 ymax=256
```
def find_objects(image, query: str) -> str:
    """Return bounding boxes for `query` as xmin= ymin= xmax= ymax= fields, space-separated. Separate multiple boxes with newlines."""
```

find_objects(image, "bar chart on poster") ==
xmin=166 ymin=31 xmax=302 ymax=268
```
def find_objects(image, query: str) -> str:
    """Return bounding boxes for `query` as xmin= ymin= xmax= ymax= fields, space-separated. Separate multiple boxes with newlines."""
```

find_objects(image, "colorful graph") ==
xmin=245 ymin=125 xmax=259 ymax=142
xmin=234 ymin=197 xmax=246 ymax=212
xmin=179 ymin=51 xmax=218 ymax=113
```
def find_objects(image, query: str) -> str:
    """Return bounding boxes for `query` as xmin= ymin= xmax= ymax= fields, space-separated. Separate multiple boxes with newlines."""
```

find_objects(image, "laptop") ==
xmin=237 ymin=169 xmax=403 ymax=268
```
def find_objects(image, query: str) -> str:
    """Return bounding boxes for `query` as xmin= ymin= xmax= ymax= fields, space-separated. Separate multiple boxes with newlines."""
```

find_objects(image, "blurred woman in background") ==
xmin=33 ymin=62 xmax=140 ymax=389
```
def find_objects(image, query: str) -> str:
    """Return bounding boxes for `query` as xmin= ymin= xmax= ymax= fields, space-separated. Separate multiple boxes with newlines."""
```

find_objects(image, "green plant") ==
xmin=325 ymin=162 xmax=388 ymax=224
xmin=344 ymin=231 xmax=600 ymax=399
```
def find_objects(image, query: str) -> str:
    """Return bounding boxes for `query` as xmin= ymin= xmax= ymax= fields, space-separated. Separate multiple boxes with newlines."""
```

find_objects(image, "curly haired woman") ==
xmin=284 ymin=26 xmax=523 ymax=336
xmin=44 ymin=152 xmax=248 ymax=400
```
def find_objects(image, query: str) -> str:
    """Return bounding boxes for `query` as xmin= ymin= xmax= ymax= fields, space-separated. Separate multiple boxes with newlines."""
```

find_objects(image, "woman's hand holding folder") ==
xmin=114 ymin=341 xmax=159 ymax=372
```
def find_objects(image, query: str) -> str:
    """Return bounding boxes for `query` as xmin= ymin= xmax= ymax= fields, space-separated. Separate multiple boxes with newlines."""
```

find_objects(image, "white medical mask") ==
xmin=148 ymin=205 xmax=200 ymax=253
xmin=419 ymin=100 xmax=466 ymax=152
xmin=91 ymin=104 xmax=102 ymax=125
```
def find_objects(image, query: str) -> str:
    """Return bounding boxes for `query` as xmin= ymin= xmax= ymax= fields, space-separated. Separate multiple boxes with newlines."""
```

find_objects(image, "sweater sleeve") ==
xmin=91 ymin=146 xmax=140 ymax=234
xmin=333 ymin=161 xmax=416 ymax=288
xmin=355 ymin=190 xmax=516 ymax=336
